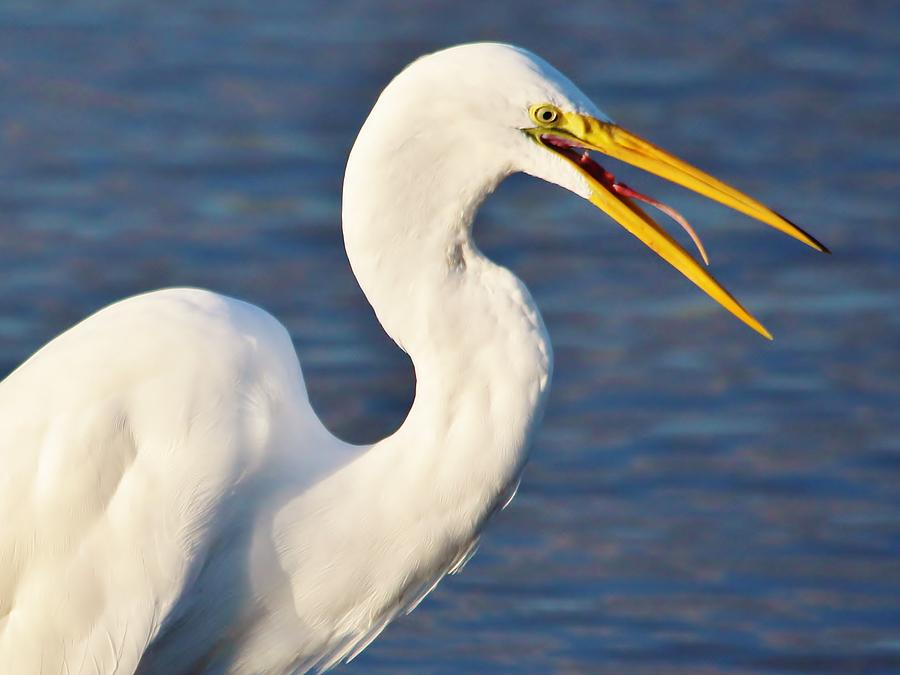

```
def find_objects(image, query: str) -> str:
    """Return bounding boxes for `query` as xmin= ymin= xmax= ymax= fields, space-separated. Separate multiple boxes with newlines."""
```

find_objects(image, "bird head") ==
xmin=350 ymin=43 xmax=828 ymax=339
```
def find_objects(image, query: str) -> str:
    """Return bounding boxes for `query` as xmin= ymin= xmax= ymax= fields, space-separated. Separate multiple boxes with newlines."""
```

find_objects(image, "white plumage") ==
xmin=0 ymin=44 xmax=567 ymax=674
xmin=0 ymin=42 xmax=824 ymax=674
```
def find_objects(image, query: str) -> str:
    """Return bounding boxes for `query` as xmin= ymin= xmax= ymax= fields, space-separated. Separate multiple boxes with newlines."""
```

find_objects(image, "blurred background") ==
xmin=1 ymin=1 xmax=898 ymax=672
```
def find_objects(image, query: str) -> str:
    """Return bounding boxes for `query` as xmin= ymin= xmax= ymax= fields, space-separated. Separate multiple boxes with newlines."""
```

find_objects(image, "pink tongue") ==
xmin=612 ymin=183 xmax=710 ymax=265
xmin=578 ymin=153 xmax=710 ymax=265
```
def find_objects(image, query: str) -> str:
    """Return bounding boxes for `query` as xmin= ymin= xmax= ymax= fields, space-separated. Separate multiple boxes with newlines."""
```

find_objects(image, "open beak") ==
xmin=529 ymin=112 xmax=828 ymax=340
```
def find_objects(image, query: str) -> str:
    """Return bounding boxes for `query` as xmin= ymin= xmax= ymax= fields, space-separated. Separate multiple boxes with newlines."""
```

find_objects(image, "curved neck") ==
xmin=343 ymin=112 xmax=509 ymax=356
xmin=262 ymin=100 xmax=555 ymax=667
xmin=341 ymin=111 xmax=553 ymax=488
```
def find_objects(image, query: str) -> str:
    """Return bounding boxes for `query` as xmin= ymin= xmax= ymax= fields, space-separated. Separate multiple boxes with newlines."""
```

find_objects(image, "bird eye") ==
xmin=531 ymin=104 xmax=560 ymax=126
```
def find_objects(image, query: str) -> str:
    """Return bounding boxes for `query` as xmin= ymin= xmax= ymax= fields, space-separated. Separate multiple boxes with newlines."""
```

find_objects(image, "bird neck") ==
xmin=254 ymin=113 xmax=553 ymax=665
xmin=341 ymin=119 xmax=554 ymax=512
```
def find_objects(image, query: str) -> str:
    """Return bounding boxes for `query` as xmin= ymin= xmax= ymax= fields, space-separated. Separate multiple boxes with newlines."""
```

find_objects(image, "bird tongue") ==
xmin=577 ymin=151 xmax=710 ymax=265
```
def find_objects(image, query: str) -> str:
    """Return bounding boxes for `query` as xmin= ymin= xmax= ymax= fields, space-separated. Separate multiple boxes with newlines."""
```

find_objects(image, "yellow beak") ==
xmin=530 ymin=112 xmax=828 ymax=340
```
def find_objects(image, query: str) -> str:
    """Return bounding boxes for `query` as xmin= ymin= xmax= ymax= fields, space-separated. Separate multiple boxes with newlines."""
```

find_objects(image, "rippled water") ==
xmin=2 ymin=1 xmax=899 ymax=672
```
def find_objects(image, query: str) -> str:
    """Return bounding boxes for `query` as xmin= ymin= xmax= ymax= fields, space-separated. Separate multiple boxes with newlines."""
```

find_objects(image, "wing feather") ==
xmin=0 ymin=288 xmax=314 ymax=675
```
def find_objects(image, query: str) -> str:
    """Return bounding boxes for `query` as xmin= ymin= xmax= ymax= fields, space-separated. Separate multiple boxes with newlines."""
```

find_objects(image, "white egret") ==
xmin=0 ymin=43 xmax=827 ymax=674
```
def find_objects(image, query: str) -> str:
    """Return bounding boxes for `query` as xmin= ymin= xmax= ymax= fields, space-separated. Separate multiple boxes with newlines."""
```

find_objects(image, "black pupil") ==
xmin=541 ymin=110 xmax=553 ymax=121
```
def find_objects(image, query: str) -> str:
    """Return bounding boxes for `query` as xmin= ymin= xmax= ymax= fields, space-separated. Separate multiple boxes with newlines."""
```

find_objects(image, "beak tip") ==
xmin=752 ymin=322 xmax=774 ymax=341
xmin=739 ymin=311 xmax=773 ymax=341
xmin=775 ymin=211 xmax=831 ymax=254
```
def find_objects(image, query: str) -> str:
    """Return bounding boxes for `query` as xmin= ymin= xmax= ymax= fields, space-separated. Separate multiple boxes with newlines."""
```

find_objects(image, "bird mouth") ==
xmin=540 ymin=133 xmax=710 ymax=265
xmin=529 ymin=113 xmax=828 ymax=340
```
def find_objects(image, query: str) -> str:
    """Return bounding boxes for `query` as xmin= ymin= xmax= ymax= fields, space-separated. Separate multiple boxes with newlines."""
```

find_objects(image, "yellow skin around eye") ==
xmin=529 ymin=103 xmax=559 ymax=126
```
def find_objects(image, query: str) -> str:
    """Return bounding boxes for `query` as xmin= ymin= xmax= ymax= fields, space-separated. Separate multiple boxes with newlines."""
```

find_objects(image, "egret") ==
xmin=0 ymin=43 xmax=827 ymax=674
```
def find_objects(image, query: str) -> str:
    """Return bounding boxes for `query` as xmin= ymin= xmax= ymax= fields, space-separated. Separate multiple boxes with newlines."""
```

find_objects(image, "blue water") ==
xmin=1 ymin=1 xmax=899 ymax=672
